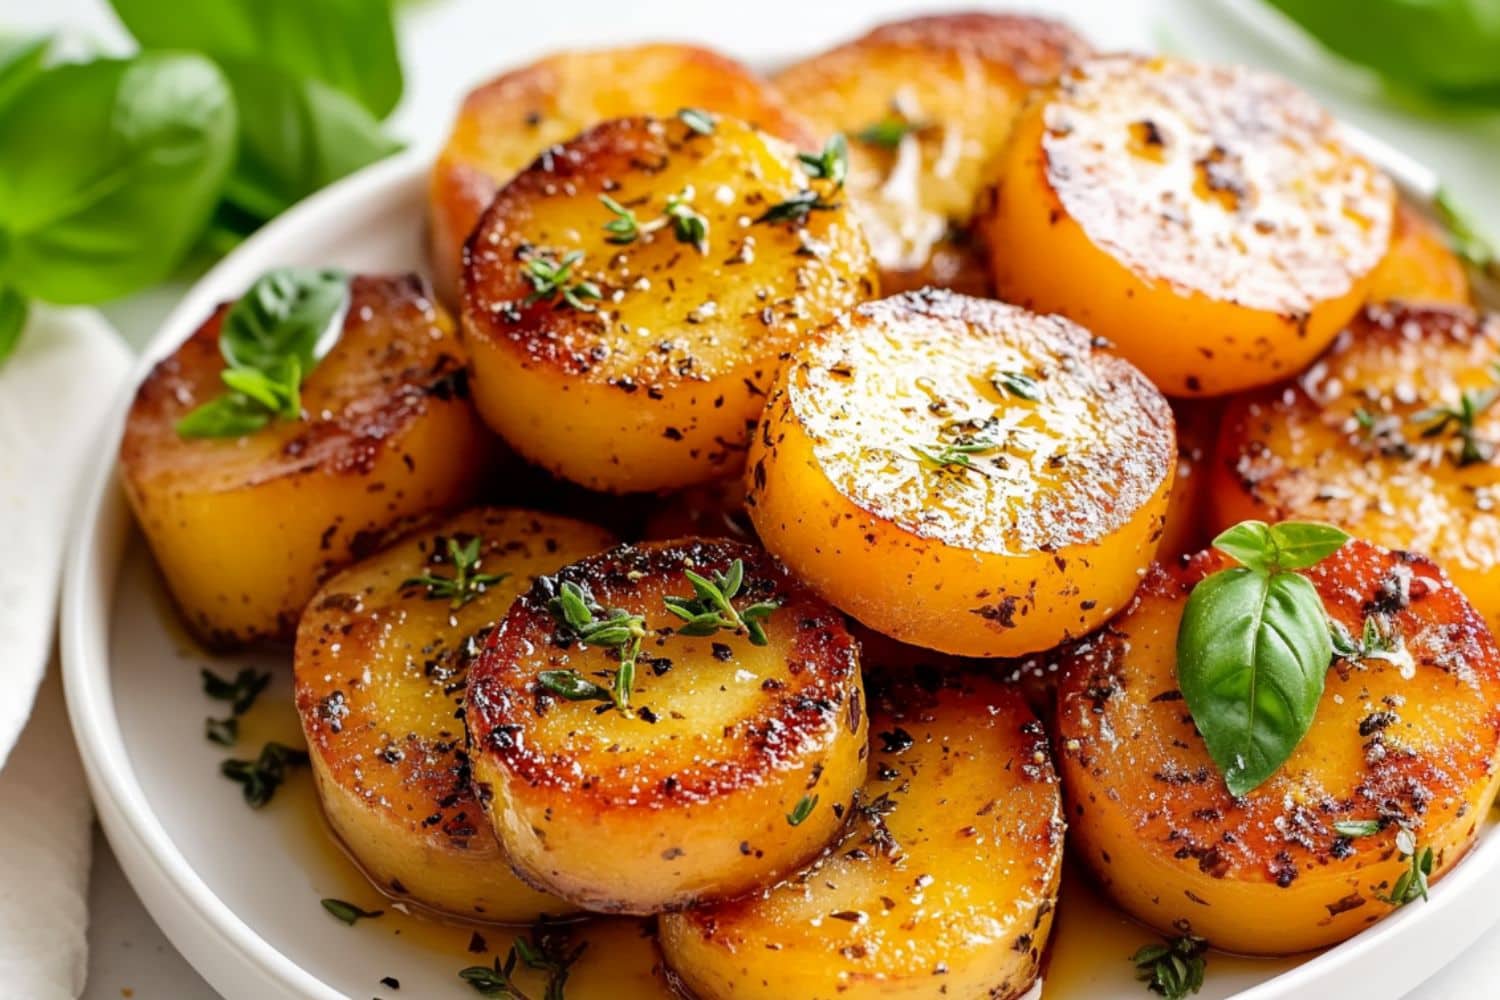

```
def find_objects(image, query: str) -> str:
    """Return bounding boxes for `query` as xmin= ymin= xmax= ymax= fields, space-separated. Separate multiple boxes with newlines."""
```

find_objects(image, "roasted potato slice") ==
xmin=466 ymin=538 xmax=867 ymax=914
xmin=744 ymin=290 xmax=1175 ymax=657
xmin=1157 ymin=399 xmax=1220 ymax=561
xmin=774 ymin=12 xmax=1090 ymax=294
xmin=462 ymin=114 xmax=879 ymax=494
xmin=121 ymin=274 xmax=491 ymax=646
xmin=430 ymin=44 xmax=811 ymax=302
xmin=1211 ymin=303 xmax=1500 ymax=632
xmin=1055 ymin=539 xmax=1500 ymax=954
xmin=978 ymin=54 xmax=1395 ymax=396
xmin=660 ymin=670 xmax=1064 ymax=1000
xmin=1367 ymin=199 xmax=1471 ymax=306
xmin=294 ymin=507 xmax=615 ymax=921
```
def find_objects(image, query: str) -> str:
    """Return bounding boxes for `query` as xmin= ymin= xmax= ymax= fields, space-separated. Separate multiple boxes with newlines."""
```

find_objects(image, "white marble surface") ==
xmin=10 ymin=0 xmax=1497 ymax=996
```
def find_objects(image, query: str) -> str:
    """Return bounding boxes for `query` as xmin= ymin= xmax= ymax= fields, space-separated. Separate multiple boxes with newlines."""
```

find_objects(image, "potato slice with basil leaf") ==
xmin=977 ymin=54 xmax=1394 ymax=396
xmin=745 ymin=289 xmax=1175 ymax=657
xmin=122 ymin=272 xmax=491 ymax=645
xmin=660 ymin=669 xmax=1063 ymax=1000
xmin=1211 ymin=303 xmax=1500 ymax=634
xmin=295 ymin=508 xmax=615 ymax=921
xmin=1056 ymin=533 xmax=1500 ymax=953
xmin=465 ymin=538 xmax=867 ymax=914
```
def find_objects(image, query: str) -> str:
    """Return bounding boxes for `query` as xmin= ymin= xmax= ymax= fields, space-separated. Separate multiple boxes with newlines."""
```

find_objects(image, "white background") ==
xmin=5 ymin=0 xmax=1498 ymax=996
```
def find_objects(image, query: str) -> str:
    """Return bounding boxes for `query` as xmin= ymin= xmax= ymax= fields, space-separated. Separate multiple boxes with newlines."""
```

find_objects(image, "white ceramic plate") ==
xmin=60 ymin=142 xmax=1500 ymax=1000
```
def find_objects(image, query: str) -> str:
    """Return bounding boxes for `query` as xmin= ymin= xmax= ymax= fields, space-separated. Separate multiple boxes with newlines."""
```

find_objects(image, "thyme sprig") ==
xmin=911 ymin=437 xmax=997 ymax=478
xmin=797 ymin=134 xmax=849 ymax=188
xmin=599 ymin=189 xmax=708 ymax=252
xmin=320 ymin=898 xmax=382 ymax=925
xmin=402 ymin=535 xmax=509 ymax=610
xmin=546 ymin=580 xmax=646 ymax=717
xmin=521 ymin=250 xmax=601 ymax=311
xmin=662 ymin=558 xmax=779 ymax=646
xmin=758 ymin=135 xmax=849 ymax=226
xmin=786 ymin=793 xmax=818 ymax=826
xmin=1411 ymin=367 xmax=1500 ymax=467
xmin=459 ymin=926 xmax=586 ymax=1000
xmin=991 ymin=369 xmax=1041 ymax=402
xmin=1329 ymin=614 xmax=1405 ymax=665
xmin=220 ymin=741 xmax=308 ymax=808
xmin=1131 ymin=933 xmax=1207 ymax=1000
xmin=202 ymin=666 xmax=270 ymax=747
xmin=855 ymin=115 xmax=928 ymax=148
xmin=1375 ymin=826 xmax=1434 ymax=907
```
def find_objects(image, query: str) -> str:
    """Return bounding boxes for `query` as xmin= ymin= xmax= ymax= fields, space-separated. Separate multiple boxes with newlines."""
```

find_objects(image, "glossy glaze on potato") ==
xmin=1366 ymin=199 xmax=1471 ymax=306
xmin=121 ymin=274 xmax=491 ymax=646
xmin=660 ymin=670 xmax=1064 ymax=1000
xmin=745 ymin=290 xmax=1175 ymax=657
xmin=466 ymin=538 xmax=867 ymax=914
xmin=462 ymin=115 xmax=879 ymax=494
xmin=429 ymin=43 xmax=811 ymax=301
xmin=294 ymin=508 xmax=615 ymax=920
xmin=1056 ymin=539 xmax=1500 ymax=954
xmin=978 ymin=54 xmax=1395 ymax=396
xmin=1212 ymin=303 xmax=1500 ymax=632
xmin=775 ymin=12 xmax=1090 ymax=294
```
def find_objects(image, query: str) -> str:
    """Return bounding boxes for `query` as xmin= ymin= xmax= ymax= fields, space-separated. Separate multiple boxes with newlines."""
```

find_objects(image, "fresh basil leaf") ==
xmin=1264 ymin=522 xmax=1350 ymax=570
xmin=0 ymin=53 xmax=235 ymax=304
xmin=1208 ymin=520 xmax=1277 ymax=573
xmin=0 ymin=287 xmax=26 ymax=364
xmin=176 ymin=392 xmax=273 ymax=439
xmin=219 ymin=267 xmax=348 ymax=373
xmin=1268 ymin=0 xmax=1500 ymax=106
xmin=1177 ymin=567 xmax=1332 ymax=797
xmin=218 ymin=60 xmax=402 ymax=223
xmin=0 ymin=35 xmax=49 ymax=111
xmin=109 ymin=0 xmax=403 ymax=117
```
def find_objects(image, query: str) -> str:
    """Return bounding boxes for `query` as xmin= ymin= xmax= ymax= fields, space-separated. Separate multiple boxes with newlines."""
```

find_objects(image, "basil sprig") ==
xmin=177 ymin=267 xmax=349 ymax=438
xmin=1177 ymin=520 xmax=1350 ymax=797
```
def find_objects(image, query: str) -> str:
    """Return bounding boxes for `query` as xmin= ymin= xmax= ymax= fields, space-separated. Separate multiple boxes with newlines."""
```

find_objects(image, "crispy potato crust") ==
xmin=660 ymin=669 xmax=1063 ymax=1000
xmin=466 ymin=538 xmax=867 ymax=914
xmin=745 ymin=289 xmax=1175 ymax=656
xmin=775 ymin=12 xmax=1089 ymax=293
xmin=429 ymin=44 xmax=811 ymax=301
xmin=1367 ymin=198 xmax=1471 ymax=306
xmin=1056 ymin=539 xmax=1500 ymax=953
xmin=1211 ymin=303 xmax=1500 ymax=633
xmin=121 ymin=274 xmax=491 ymax=646
xmin=979 ymin=54 xmax=1395 ymax=396
xmin=294 ymin=507 xmax=615 ymax=920
xmin=461 ymin=114 xmax=877 ymax=493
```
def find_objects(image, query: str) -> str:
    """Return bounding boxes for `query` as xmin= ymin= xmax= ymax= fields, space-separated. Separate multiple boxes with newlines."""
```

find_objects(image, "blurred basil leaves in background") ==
xmin=0 ymin=0 xmax=404 ymax=363
xmin=1268 ymin=0 xmax=1500 ymax=108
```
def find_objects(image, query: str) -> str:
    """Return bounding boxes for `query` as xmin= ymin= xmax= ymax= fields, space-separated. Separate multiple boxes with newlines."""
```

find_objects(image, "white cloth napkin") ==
xmin=0 ymin=306 xmax=132 ymax=999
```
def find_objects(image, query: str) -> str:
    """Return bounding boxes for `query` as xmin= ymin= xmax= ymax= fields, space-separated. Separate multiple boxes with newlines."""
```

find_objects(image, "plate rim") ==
xmin=59 ymin=146 xmax=1500 ymax=1000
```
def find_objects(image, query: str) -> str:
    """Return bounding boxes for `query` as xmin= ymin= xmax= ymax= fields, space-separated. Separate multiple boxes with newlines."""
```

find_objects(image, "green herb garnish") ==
xmin=202 ymin=666 xmax=271 ymax=716
xmin=797 ymin=134 xmax=849 ymax=188
xmin=992 ymin=370 xmax=1041 ymax=402
xmin=402 ymin=535 xmax=509 ymax=610
xmin=1176 ymin=520 xmax=1350 ymax=796
xmin=1333 ymin=819 xmax=1382 ymax=838
xmin=664 ymin=190 xmax=709 ymax=253
xmin=599 ymin=194 xmax=641 ymax=243
xmin=1435 ymin=188 xmax=1496 ymax=272
xmin=663 ymin=558 xmax=779 ymax=646
xmin=205 ymin=716 xmax=238 ymax=746
xmin=220 ymin=740 xmax=308 ymax=807
xmin=460 ymin=926 xmax=586 ymax=1000
xmin=320 ymin=898 xmax=382 ymax=925
xmin=177 ymin=267 xmax=350 ymax=438
xmin=754 ymin=189 xmax=838 ymax=226
xmin=1375 ymin=826 xmax=1434 ymax=907
xmin=911 ymin=437 xmax=997 ymax=478
xmin=786 ymin=793 xmax=818 ymax=826
xmin=1132 ymin=933 xmax=1207 ymax=1000
xmin=536 ymin=669 xmax=613 ymax=704
xmin=522 ymin=250 xmax=601 ymax=311
xmin=855 ymin=116 xmax=926 ymax=148
xmin=546 ymin=580 xmax=647 ymax=717
xmin=1411 ymin=368 xmax=1499 ymax=467
xmin=1329 ymin=614 xmax=1405 ymax=664
xmin=677 ymin=107 xmax=716 ymax=136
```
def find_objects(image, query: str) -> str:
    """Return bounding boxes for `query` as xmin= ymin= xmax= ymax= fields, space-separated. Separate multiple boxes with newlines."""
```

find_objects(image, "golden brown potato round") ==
xmin=660 ymin=670 xmax=1064 ymax=1000
xmin=121 ymin=274 xmax=491 ymax=647
xmin=1211 ymin=303 xmax=1500 ymax=633
xmin=429 ymin=44 xmax=811 ymax=302
xmin=1157 ymin=398 xmax=1220 ymax=561
xmin=774 ymin=12 xmax=1090 ymax=293
xmin=294 ymin=507 xmax=615 ymax=920
xmin=745 ymin=290 xmax=1175 ymax=657
xmin=466 ymin=538 xmax=867 ymax=914
xmin=978 ymin=54 xmax=1395 ymax=397
xmin=1056 ymin=539 xmax=1500 ymax=954
xmin=1367 ymin=199 xmax=1471 ymax=306
xmin=462 ymin=114 xmax=879 ymax=494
